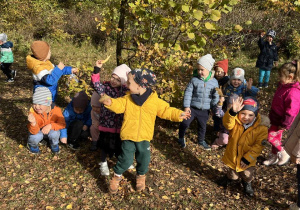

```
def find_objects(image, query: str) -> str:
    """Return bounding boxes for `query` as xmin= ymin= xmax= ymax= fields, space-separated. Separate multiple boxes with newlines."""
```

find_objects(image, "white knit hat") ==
xmin=0 ymin=33 xmax=7 ymax=42
xmin=197 ymin=54 xmax=215 ymax=71
xmin=230 ymin=68 xmax=245 ymax=82
xmin=33 ymin=87 xmax=52 ymax=106
xmin=112 ymin=64 xmax=131 ymax=85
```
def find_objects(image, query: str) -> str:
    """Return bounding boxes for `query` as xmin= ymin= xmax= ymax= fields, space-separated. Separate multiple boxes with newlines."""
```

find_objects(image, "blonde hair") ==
xmin=278 ymin=60 xmax=300 ymax=82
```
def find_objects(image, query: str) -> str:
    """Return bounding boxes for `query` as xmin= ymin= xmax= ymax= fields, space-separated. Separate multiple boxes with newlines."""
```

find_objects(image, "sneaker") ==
xmin=109 ymin=174 xmax=122 ymax=194
xmin=198 ymin=141 xmax=211 ymax=150
xmin=11 ymin=70 xmax=17 ymax=79
xmin=6 ymin=78 xmax=14 ymax=83
xmin=277 ymin=149 xmax=290 ymax=166
xmin=90 ymin=141 xmax=98 ymax=151
xmin=136 ymin=174 xmax=146 ymax=192
xmin=258 ymin=83 xmax=263 ymax=89
xmin=99 ymin=161 xmax=110 ymax=176
xmin=68 ymin=142 xmax=80 ymax=150
xmin=128 ymin=164 xmax=135 ymax=170
xmin=50 ymin=144 xmax=60 ymax=154
xmin=263 ymin=153 xmax=278 ymax=166
xmin=290 ymin=203 xmax=300 ymax=210
xmin=39 ymin=139 xmax=48 ymax=146
xmin=263 ymin=83 xmax=269 ymax=88
xmin=242 ymin=180 xmax=254 ymax=197
xmin=178 ymin=138 xmax=186 ymax=148
xmin=27 ymin=144 xmax=40 ymax=154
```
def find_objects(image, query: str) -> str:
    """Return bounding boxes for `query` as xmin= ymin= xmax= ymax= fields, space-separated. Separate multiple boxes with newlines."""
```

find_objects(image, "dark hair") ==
xmin=278 ymin=60 xmax=300 ymax=82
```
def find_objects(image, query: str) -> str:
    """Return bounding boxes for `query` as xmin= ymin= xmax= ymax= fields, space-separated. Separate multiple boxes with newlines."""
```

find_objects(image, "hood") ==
xmin=1 ymin=41 xmax=13 ymax=48
xmin=278 ymin=81 xmax=300 ymax=90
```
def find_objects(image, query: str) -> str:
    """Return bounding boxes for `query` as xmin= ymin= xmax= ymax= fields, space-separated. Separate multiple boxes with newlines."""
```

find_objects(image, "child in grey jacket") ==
xmin=178 ymin=54 xmax=219 ymax=150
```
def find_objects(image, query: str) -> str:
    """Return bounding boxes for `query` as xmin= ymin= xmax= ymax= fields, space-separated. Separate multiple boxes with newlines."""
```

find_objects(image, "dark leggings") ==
xmin=1 ymin=63 xmax=13 ymax=79
xmin=67 ymin=120 xmax=89 ymax=143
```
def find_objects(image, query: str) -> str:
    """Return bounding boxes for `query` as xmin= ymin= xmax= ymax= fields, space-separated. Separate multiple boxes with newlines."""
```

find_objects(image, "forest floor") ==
xmin=0 ymin=58 xmax=297 ymax=209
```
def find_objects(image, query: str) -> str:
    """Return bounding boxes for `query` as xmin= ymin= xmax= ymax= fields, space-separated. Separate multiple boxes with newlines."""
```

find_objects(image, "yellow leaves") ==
xmin=193 ymin=10 xmax=203 ymax=20
xmin=162 ymin=195 xmax=169 ymax=200
xmin=182 ymin=5 xmax=189 ymax=12
xmin=186 ymin=187 xmax=192 ymax=193
xmin=46 ymin=206 xmax=54 ymax=210
xmin=187 ymin=33 xmax=195 ymax=39
xmin=205 ymin=22 xmax=216 ymax=30
xmin=234 ymin=24 xmax=243 ymax=32
xmin=72 ymin=183 xmax=77 ymax=187
xmin=210 ymin=10 xmax=221 ymax=21
xmin=66 ymin=203 xmax=73 ymax=209
xmin=8 ymin=186 xmax=14 ymax=193
xmin=19 ymin=144 xmax=24 ymax=149
xmin=245 ymin=20 xmax=252 ymax=25
xmin=60 ymin=192 xmax=67 ymax=198
xmin=102 ymin=55 xmax=111 ymax=64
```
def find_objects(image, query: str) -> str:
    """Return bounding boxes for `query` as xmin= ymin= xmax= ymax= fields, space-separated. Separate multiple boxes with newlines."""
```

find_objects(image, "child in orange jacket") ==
xmin=27 ymin=87 xmax=66 ymax=154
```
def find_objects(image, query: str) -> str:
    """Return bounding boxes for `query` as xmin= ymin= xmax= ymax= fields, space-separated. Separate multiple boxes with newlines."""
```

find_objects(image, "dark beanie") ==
xmin=130 ymin=68 xmax=157 ymax=89
xmin=241 ymin=96 xmax=259 ymax=116
xmin=31 ymin=41 xmax=50 ymax=61
xmin=72 ymin=91 xmax=89 ymax=109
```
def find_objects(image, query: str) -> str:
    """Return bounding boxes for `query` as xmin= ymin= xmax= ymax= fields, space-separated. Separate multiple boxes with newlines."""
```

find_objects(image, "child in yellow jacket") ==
xmin=217 ymin=96 xmax=269 ymax=197
xmin=100 ymin=68 xmax=191 ymax=194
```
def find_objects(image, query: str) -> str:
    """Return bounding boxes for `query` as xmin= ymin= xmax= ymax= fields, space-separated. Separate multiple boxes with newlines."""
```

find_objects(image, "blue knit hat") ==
xmin=241 ymin=96 xmax=259 ymax=116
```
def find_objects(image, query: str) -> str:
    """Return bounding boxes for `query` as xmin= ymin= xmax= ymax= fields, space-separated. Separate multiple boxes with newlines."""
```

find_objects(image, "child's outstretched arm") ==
xmin=101 ymin=93 xmax=126 ymax=114
xmin=91 ymin=60 xmax=107 ymax=94
xmin=40 ymin=63 xmax=66 ymax=86
xmin=157 ymin=99 xmax=189 ymax=122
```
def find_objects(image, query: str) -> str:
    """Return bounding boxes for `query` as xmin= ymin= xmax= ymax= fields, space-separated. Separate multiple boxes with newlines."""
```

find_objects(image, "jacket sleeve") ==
xmin=62 ymin=66 xmax=72 ymax=75
xmin=27 ymin=112 xmax=40 ymax=135
xmin=91 ymin=73 xmax=107 ymax=95
xmin=213 ymin=105 xmax=225 ymax=118
xmin=242 ymin=126 xmax=268 ymax=164
xmin=50 ymin=107 xmax=66 ymax=131
xmin=283 ymin=90 xmax=300 ymax=129
xmin=157 ymin=99 xmax=183 ymax=122
xmin=257 ymin=37 xmax=265 ymax=50
xmin=183 ymin=79 xmax=194 ymax=108
xmin=60 ymin=104 xmax=72 ymax=138
xmin=223 ymin=109 xmax=237 ymax=131
xmin=40 ymin=66 xmax=63 ymax=85
xmin=83 ymin=104 xmax=92 ymax=127
xmin=105 ymin=97 xmax=127 ymax=114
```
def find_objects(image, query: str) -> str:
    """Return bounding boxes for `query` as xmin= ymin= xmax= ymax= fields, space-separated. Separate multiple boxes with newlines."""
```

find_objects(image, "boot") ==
xmin=242 ymin=180 xmax=254 ymax=197
xmin=109 ymin=174 xmax=122 ymax=194
xmin=99 ymin=161 xmax=110 ymax=176
xmin=216 ymin=176 xmax=232 ymax=187
xmin=277 ymin=149 xmax=290 ymax=166
xmin=290 ymin=203 xmax=300 ymax=210
xmin=263 ymin=153 xmax=278 ymax=166
xmin=136 ymin=174 xmax=146 ymax=192
xmin=90 ymin=141 xmax=98 ymax=151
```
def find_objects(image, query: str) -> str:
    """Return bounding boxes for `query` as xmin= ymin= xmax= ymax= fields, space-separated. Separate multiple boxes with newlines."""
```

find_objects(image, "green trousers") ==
xmin=114 ymin=140 xmax=150 ymax=175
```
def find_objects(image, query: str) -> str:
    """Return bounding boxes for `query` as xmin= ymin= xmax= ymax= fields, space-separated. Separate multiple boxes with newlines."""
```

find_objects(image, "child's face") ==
xmin=215 ymin=67 xmax=225 ymax=80
xmin=33 ymin=104 xmax=50 ymax=114
xmin=238 ymin=110 xmax=255 ymax=124
xmin=279 ymin=73 xmax=294 ymax=85
xmin=74 ymin=107 xmax=84 ymax=114
xmin=197 ymin=64 xmax=210 ymax=78
xmin=127 ymin=73 xmax=140 ymax=94
xmin=231 ymin=79 xmax=242 ymax=87
xmin=110 ymin=73 xmax=122 ymax=88
xmin=266 ymin=35 xmax=273 ymax=43
xmin=92 ymin=106 xmax=101 ymax=114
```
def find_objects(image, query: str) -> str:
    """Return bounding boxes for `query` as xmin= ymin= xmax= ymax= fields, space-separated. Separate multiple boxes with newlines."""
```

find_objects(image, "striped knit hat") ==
xmin=33 ymin=87 xmax=52 ymax=106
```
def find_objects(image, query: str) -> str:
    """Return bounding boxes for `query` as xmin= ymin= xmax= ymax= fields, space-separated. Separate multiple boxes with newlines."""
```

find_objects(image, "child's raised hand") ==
xmin=232 ymin=97 xmax=244 ymax=113
xmin=180 ymin=110 xmax=191 ymax=120
xmin=28 ymin=113 xmax=36 ymax=125
xmin=95 ymin=60 xmax=103 ymax=68
xmin=247 ymin=78 xmax=253 ymax=90
xmin=260 ymin=31 xmax=265 ymax=37
xmin=99 ymin=93 xmax=112 ymax=106
xmin=218 ymin=96 xmax=225 ymax=106
xmin=57 ymin=62 xmax=65 ymax=70
xmin=60 ymin=137 xmax=67 ymax=144
xmin=71 ymin=68 xmax=78 ymax=74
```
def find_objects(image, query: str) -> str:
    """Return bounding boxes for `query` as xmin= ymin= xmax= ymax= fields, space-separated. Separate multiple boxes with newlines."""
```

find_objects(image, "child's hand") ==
xmin=180 ymin=111 xmax=191 ymax=120
xmin=218 ymin=96 xmax=225 ymax=106
xmin=99 ymin=93 xmax=112 ymax=106
xmin=57 ymin=62 xmax=65 ymax=70
xmin=260 ymin=31 xmax=265 ymax=37
xmin=82 ymin=125 xmax=88 ymax=131
xmin=240 ymin=160 xmax=248 ymax=169
xmin=71 ymin=68 xmax=78 ymax=74
xmin=28 ymin=113 xmax=36 ymax=125
xmin=95 ymin=60 xmax=103 ymax=68
xmin=247 ymin=78 xmax=253 ymax=90
xmin=41 ymin=124 xmax=52 ymax=135
xmin=60 ymin=137 xmax=67 ymax=144
xmin=184 ymin=107 xmax=191 ymax=114
xmin=232 ymin=97 xmax=244 ymax=113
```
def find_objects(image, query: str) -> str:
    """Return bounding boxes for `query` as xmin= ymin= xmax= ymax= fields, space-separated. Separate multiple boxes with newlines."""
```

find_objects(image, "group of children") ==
xmin=2 ymin=30 xmax=300 ymax=208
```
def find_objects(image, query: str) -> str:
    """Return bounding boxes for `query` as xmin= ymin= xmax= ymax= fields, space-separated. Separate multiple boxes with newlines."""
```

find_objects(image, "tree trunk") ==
xmin=116 ymin=0 xmax=127 ymax=66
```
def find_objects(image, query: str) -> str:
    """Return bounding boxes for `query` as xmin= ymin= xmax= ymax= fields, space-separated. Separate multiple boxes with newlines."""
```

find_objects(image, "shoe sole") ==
xmin=277 ymin=159 xmax=290 ymax=166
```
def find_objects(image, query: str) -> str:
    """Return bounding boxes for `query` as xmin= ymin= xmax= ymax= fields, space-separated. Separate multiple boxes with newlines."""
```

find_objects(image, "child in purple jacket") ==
xmin=263 ymin=60 xmax=300 ymax=166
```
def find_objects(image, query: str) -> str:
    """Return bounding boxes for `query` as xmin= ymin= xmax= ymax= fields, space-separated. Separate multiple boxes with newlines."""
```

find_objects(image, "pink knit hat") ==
xmin=91 ymin=91 xmax=101 ymax=107
xmin=112 ymin=64 xmax=131 ymax=85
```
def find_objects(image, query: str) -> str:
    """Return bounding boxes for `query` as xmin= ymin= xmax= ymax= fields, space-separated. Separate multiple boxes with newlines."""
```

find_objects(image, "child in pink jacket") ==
xmin=263 ymin=60 xmax=300 ymax=166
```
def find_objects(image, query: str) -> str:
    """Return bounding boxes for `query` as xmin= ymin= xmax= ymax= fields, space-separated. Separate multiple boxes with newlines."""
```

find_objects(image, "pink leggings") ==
xmin=268 ymin=125 xmax=284 ymax=154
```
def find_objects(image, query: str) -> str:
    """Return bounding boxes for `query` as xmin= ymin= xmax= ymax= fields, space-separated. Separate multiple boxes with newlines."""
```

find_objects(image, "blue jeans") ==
xmin=258 ymin=69 xmax=271 ymax=83
xmin=28 ymin=130 xmax=60 ymax=147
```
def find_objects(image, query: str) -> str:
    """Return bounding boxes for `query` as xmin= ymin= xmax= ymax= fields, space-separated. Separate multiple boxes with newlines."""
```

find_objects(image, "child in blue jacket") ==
xmin=60 ymin=91 xmax=92 ymax=150
xmin=0 ymin=33 xmax=16 ymax=82
xmin=178 ymin=54 xmax=219 ymax=150
xmin=26 ymin=41 xmax=78 ymax=101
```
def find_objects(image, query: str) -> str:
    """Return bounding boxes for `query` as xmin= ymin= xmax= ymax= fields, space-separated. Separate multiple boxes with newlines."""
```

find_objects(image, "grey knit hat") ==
xmin=230 ymin=68 xmax=245 ymax=82
xmin=197 ymin=54 xmax=215 ymax=71
xmin=0 ymin=33 xmax=7 ymax=42
xmin=33 ymin=87 xmax=52 ymax=106
xmin=267 ymin=30 xmax=276 ymax=38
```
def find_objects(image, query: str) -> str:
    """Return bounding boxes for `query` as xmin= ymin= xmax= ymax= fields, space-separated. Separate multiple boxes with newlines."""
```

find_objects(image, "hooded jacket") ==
xmin=269 ymin=81 xmax=300 ymax=129
xmin=105 ymin=91 xmax=183 ymax=142
xmin=26 ymin=55 xmax=72 ymax=101
xmin=0 ymin=41 xmax=14 ymax=63
xmin=27 ymin=104 xmax=66 ymax=135
xmin=222 ymin=110 xmax=269 ymax=172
